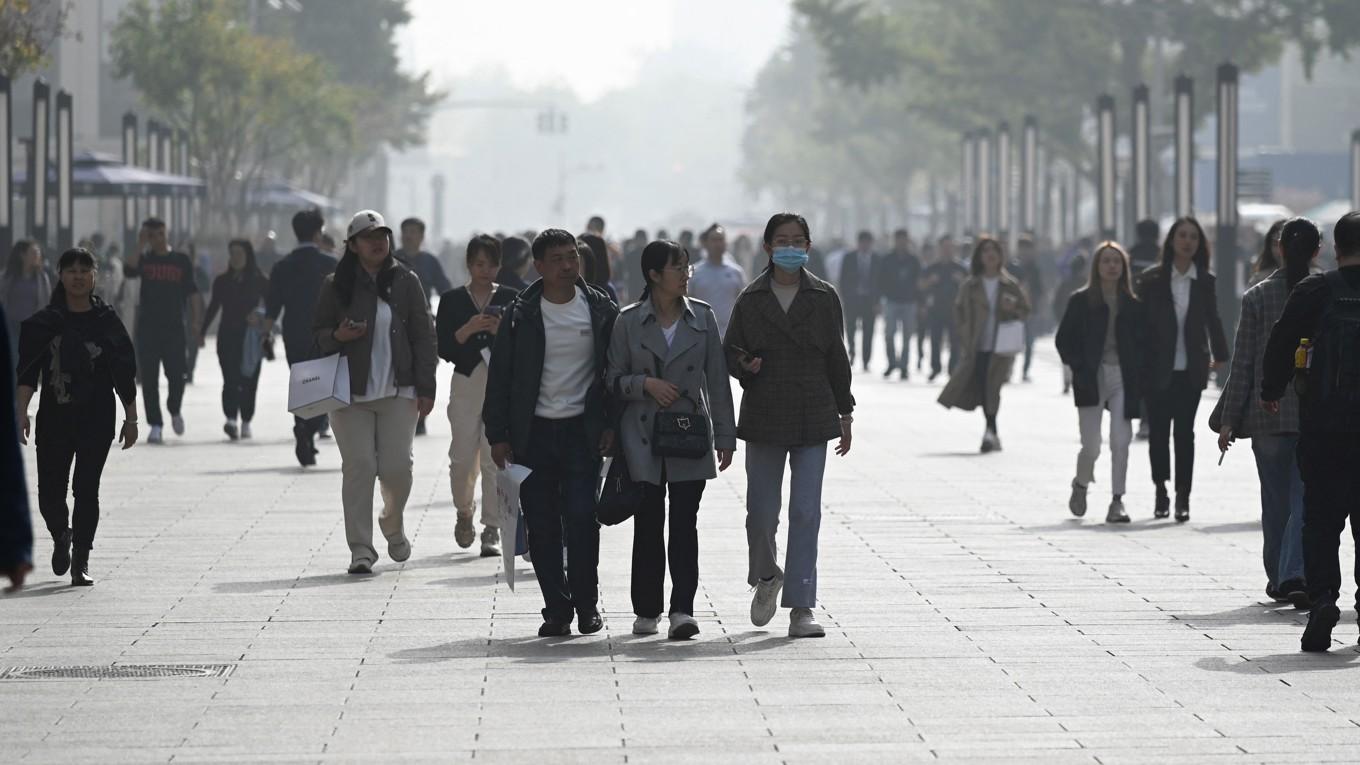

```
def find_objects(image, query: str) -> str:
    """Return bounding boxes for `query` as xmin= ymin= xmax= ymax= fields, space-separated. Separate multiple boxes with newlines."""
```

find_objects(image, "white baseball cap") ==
xmin=346 ymin=210 xmax=391 ymax=240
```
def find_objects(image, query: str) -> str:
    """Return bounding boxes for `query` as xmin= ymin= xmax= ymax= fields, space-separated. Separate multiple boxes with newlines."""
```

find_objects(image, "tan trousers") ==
xmin=330 ymin=396 xmax=419 ymax=564
xmin=447 ymin=364 xmax=497 ymax=527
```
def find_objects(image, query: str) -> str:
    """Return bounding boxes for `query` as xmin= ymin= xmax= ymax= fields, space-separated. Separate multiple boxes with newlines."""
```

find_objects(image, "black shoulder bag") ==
xmin=649 ymin=349 xmax=711 ymax=460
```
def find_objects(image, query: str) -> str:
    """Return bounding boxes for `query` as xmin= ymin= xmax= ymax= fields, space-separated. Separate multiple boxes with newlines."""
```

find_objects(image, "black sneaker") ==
xmin=1153 ymin=488 xmax=1170 ymax=519
xmin=1265 ymin=584 xmax=1287 ymax=603
xmin=1279 ymin=580 xmax=1311 ymax=610
xmin=578 ymin=611 xmax=604 ymax=634
xmin=1174 ymin=493 xmax=1190 ymax=523
xmin=1302 ymin=602 xmax=1341 ymax=652
xmin=51 ymin=531 xmax=71 ymax=576
xmin=538 ymin=620 xmax=571 ymax=637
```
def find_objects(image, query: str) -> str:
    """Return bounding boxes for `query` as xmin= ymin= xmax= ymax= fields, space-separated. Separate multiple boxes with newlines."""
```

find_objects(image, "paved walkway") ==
xmin=2 ymin=336 xmax=1358 ymax=764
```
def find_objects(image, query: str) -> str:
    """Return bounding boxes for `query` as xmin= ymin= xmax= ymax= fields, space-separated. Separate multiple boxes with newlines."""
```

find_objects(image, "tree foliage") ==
xmin=0 ymin=0 xmax=71 ymax=78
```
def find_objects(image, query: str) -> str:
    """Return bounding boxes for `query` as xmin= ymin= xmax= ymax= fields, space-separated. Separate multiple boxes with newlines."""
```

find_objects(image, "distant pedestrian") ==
xmin=483 ymin=228 xmax=619 ymax=638
xmin=921 ymin=235 xmax=967 ymax=381
xmin=688 ymin=223 xmax=746 ymax=336
xmin=938 ymin=236 xmax=1032 ymax=453
xmin=124 ymin=218 xmax=203 ymax=445
xmin=723 ymin=212 xmax=855 ymax=639
xmin=1248 ymin=219 xmax=1287 ymax=289
xmin=1012 ymin=235 xmax=1045 ymax=382
xmin=877 ymin=228 xmax=922 ymax=380
xmin=1218 ymin=217 xmax=1313 ymax=610
xmin=606 ymin=240 xmax=737 ymax=640
xmin=1 ymin=240 xmax=53 ymax=352
xmin=396 ymin=217 xmax=454 ymax=305
xmin=435 ymin=235 xmax=516 ymax=558
xmin=313 ymin=211 xmax=438 ymax=575
xmin=201 ymin=240 xmax=269 ymax=441
xmin=1261 ymin=212 xmax=1360 ymax=652
xmin=1056 ymin=242 xmax=1143 ymax=523
xmin=1127 ymin=219 xmax=1160 ymax=275
xmin=0 ymin=302 xmax=33 ymax=593
xmin=839 ymin=231 xmax=880 ymax=371
xmin=495 ymin=236 xmax=532 ymax=293
xmin=1136 ymin=217 xmax=1229 ymax=522
xmin=578 ymin=234 xmax=620 ymax=303
xmin=1053 ymin=254 xmax=1088 ymax=395
xmin=16 ymin=248 xmax=138 ymax=587
xmin=264 ymin=208 xmax=338 ymax=466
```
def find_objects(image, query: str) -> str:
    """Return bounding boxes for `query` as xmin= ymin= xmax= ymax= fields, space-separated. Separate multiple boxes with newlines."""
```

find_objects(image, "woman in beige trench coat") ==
xmin=937 ymin=236 xmax=1031 ymax=453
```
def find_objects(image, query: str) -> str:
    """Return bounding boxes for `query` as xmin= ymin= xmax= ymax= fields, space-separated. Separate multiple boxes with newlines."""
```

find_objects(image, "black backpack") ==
xmin=1305 ymin=271 xmax=1360 ymax=433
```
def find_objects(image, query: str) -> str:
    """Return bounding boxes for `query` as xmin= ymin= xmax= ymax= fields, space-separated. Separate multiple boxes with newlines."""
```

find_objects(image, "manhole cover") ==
xmin=0 ymin=664 xmax=235 ymax=680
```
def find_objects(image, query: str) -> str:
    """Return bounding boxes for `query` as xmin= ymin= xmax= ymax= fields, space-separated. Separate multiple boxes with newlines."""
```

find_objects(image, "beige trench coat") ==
xmin=937 ymin=271 xmax=1031 ymax=413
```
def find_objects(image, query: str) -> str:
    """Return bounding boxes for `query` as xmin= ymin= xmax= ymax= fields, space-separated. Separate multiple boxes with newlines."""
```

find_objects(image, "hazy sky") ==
xmin=397 ymin=0 xmax=791 ymax=101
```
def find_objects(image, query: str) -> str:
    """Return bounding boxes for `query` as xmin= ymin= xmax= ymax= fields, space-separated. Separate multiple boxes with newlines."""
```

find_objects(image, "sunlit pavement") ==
xmin=3 ymin=334 xmax=1357 ymax=764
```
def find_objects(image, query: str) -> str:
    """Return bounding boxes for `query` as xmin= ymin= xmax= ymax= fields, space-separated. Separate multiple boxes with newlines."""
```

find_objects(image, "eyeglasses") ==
xmin=771 ymin=238 xmax=810 ymax=248
xmin=664 ymin=265 xmax=695 ymax=277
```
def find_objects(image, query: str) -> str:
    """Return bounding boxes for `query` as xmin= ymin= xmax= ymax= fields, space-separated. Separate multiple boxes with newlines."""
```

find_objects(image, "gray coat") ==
xmin=606 ymin=296 xmax=737 ymax=485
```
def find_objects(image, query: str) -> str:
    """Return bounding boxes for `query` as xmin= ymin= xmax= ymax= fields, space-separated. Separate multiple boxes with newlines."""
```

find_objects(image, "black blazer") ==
xmin=837 ymin=250 xmax=878 ymax=308
xmin=1055 ymin=289 xmax=1144 ymax=420
xmin=1137 ymin=265 xmax=1230 ymax=392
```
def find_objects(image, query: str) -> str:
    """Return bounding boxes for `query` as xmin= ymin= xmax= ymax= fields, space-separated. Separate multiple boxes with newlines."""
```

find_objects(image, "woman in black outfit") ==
xmin=15 ymin=247 xmax=138 ymax=586
xmin=1136 ymin=217 xmax=1229 ymax=521
xmin=201 ymin=239 xmax=269 ymax=440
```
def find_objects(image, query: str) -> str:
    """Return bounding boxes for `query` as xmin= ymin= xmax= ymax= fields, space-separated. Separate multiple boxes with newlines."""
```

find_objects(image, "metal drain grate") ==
xmin=0 ymin=664 xmax=235 ymax=680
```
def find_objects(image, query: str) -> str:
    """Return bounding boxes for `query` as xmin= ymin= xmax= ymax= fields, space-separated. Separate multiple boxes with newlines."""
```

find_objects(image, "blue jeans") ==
xmin=517 ymin=416 xmax=600 ymax=623
xmin=1252 ymin=435 xmax=1305 ymax=587
xmin=745 ymin=442 xmax=827 ymax=608
xmin=882 ymin=300 xmax=917 ymax=372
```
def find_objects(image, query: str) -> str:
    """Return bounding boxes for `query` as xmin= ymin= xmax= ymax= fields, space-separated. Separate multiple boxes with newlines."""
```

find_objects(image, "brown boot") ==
xmin=70 ymin=548 xmax=95 ymax=587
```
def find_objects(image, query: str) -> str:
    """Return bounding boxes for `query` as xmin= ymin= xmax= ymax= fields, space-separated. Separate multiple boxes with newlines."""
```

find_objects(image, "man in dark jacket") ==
xmin=264 ymin=208 xmax=338 ymax=466
xmin=396 ymin=217 xmax=453 ymax=304
xmin=838 ymin=230 xmax=880 ymax=371
xmin=1128 ymin=219 xmax=1161 ymax=275
xmin=0 ymin=302 xmax=33 ymax=592
xmin=874 ymin=228 xmax=921 ymax=380
xmin=484 ymin=228 xmax=618 ymax=638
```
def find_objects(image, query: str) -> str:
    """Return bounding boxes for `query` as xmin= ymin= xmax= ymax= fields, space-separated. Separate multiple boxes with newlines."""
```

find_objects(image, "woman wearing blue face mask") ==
xmin=723 ymin=212 xmax=856 ymax=639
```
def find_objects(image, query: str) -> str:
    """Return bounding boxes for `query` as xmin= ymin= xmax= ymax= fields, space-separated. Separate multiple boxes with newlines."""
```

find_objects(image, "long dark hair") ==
xmin=579 ymin=233 xmax=612 ymax=287
xmin=969 ymin=235 xmax=1007 ymax=276
xmin=637 ymin=240 xmax=687 ymax=303
xmin=1083 ymin=241 xmax=1137 ymax=304
xmin=1158 ymin=216 xmax=1211 ymax=276
xmin=333 ymin=235 xmax=397 ymax=307
xmin=1280 ymin=217 xmax=1321 ymax=290
xmin=49 ymin=247 xmax=97 ymax=307
xmin=227 ymin=238 xmax=262 ymax=281
xmin=5 ymin=239 xmax=36 ymax=278
xmin=1252 ymin=219 xmax=1286 ymax=276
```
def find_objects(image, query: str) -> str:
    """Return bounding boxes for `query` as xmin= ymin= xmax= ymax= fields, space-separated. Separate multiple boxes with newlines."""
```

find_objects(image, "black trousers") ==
xmin=632 ymin=475 xmax=705 ymax=617
xmin=1296 ymin=434 xmax=1360 ymax=607
xmin=927 ymin=315 xmax=957 ymax=375
xmin=284 ymin=339 xmax=325 ymax=442
xmin=36 ymin=427 xmax=112 ymax=551
xmin=844 ymin=301 xmax=876 ymax=366
xmin=217 ymin=333 xmax=262 ymax=422
xmin=518 ymin=416 xmax=600 ymax=623
xmin=136 ymin=329 xmax=186 ymax=427
xmin=1146 ymin=371 xmax=1201 ymax=494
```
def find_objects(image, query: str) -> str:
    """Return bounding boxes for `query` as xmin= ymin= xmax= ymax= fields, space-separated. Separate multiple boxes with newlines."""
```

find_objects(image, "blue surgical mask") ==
xmin=771 ymin=246 xmax=809 ymax=273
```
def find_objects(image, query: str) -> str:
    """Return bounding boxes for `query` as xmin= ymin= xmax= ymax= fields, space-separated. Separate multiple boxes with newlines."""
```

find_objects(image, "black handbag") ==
xmin=652 ymin=392 xmax=711 ymax=459
xmin=596 ymin=456 xmax=644 ymax=526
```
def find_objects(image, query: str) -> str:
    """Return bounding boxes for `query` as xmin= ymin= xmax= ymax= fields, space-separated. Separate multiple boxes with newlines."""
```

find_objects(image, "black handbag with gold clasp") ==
xmin=651 ymin=391 xmax=710 ymax=459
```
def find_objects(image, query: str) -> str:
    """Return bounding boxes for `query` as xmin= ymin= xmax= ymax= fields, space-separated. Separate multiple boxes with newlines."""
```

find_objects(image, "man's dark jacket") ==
xmin=265 ymin=244 xmax=337 ymax=364
xmin=482 ymin=278 xmax=618 ymax=457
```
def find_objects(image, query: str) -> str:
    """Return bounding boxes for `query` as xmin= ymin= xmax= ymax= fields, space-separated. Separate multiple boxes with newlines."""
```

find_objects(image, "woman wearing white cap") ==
xmin=313 ymin=210 xmax=438 ymax=574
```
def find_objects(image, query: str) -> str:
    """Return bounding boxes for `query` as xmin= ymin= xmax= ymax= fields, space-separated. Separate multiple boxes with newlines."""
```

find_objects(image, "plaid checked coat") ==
xmin=1218 ymin=269 xmax=1301 ymax=437
xmin=723 ymin=269 xmax=855 ymax=446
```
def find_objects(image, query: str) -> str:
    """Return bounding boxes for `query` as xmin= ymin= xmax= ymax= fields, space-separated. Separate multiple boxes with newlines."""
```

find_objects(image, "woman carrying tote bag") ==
xmin=605 ymin=239 xmax=736 ymax=640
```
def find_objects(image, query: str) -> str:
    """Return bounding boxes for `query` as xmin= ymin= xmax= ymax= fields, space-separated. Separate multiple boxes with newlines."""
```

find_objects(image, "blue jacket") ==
xmin=0 ymin=302 xmax=33 ymax=570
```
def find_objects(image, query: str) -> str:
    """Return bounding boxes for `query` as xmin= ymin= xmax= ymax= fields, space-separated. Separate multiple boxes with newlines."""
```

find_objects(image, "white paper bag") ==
xmin=993 ymin=320 xmax=1026 ymax=356
xmin=494 ymin=464 xmax=533 ymax=592
xmin=287 ymin=354 xmax=351 ymax=419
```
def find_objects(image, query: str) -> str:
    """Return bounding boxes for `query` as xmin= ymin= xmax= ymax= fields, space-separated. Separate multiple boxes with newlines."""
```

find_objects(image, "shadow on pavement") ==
xmin=1171 ymin=604 xmax=1309 ymax=626
xmin=200 ymin=465 xmax=341 ymax=475
xmin=213 ymin=555 xmax=485 ymax=592
xmin=917 ymin=451 xmax=988 ymax=459
xmin=1021 ymin=520 xmax=1182 ymax=533
xmin=3 ymin=582 xmax=79 ymax=599
xmin=1192 ymin=521 xmax=1261 ymax=534
xmin=1195 ymin=650 xmax=1360 ymax=674
xmin=385 ymin=629 xmax=795 ymax=665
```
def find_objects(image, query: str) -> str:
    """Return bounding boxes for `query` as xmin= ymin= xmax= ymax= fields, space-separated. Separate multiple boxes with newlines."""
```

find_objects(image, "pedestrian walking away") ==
xmin=123 ymin=218 xmax=203 ymax=444
xmin=938 ymin=236 xmax=1032 ymax=453
xmin=839 ymin=230 xmax=880 ymax=371
xmin=921 ymin=235 xmax=967 ymax=380
xmin=15 ymin=247 xmax=139 ymax=587
xmin=1217 ymin=217 xmax=1310 ymax=610
xmin=483 ymin=228 xmax=619 ymax=638
xmin=877 ymin=228 xmax=922 ymax=380
xmin=312 ymin=210 xmax=438 ymax=575
xmin=1012 ymin=235 xmax=1045 ymax=383
xmin=1262 ymin=212 xmax=1360 ymax=652
xmin=434 ymin=234 xmax=517 ymax=558
xmin=396 ymin=217 xmax=453 ymax=437
xmin=1055 ymin=242 xmax=1144 ymax=524
xmin=264 ymin=208 xmax=338 ymax=466
xmin=606 ymin=239 xmax=737 ymax=640
xmin=1 ymin=240 xmax=53 ymax=353
xmin=723 ymin=212 xmax=855 ymax=639
xmin=687 ymin=223 xmax=747 ymax=336
xmin=200 ymin=239 xmax=270 ymax=441
xmin=0 ymin=301 xmax=34 ymax=593
xmin=1053 ymin=254 xmax=1089 ymax=396
xmin=1137 ymin=216 xmax=1229 ymax=522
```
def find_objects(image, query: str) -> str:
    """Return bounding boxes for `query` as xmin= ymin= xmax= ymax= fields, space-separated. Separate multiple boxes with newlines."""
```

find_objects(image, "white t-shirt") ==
xmin=536 ymin=288 xmax=595 ymax=418
xmin=661 ymin=321 xmax=679 ymax=348
xmin=353 ymin=299 xmax=416 ymax=403
xmin=979 ymin=276 xmax=1000 ymax=353
xmin=688 ymin=257 xmax=746 ymax=334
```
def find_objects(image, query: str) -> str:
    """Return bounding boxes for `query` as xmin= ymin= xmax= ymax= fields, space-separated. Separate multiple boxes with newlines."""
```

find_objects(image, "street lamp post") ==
xmin=55 ymin=90 xmax=72 ymax=252
xmin=1021 ymin=116 xmax=1038 ymax=237
xmin=1131 ymin=84 xmax=1151 ymax=231
xmin=146 ymin=118 xmax=159 ymax=219
xmin=1351 ymin=128 xmax=1360 ymax=210
xmin=1097 ymin=94 xmax=1116 ymax=240
xmin=997 ymin=121 xmax=1012 ymax=250
xmin=122 ymin=113 xmax=138 ymax=259
xmin=960 ymin=131 xmax=973 ymax=237
xmin=976 ymin=127 xmax=992 ymax=235
xmin=1216 ymin=62 xmax=1240 ymax=345
xmin=1174 ymin=74 xmax=1194 ymax=216
xmin=0 ymin=75 xmax=11 ymax=255
xmin=29 ymin=79 xmax=49 ymax=246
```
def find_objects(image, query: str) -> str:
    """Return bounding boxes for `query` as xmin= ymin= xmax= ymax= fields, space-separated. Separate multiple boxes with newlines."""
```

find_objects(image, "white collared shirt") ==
xmin=1171 ymin=263 xmax=1197 ymax=371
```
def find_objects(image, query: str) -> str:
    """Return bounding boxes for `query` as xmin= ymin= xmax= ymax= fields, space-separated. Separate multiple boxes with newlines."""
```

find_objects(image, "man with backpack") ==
xmin=1261 ymin=211 xmax=1360 ymax=652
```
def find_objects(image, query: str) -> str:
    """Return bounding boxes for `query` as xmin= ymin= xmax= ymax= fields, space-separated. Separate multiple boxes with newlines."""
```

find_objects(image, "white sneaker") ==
xmin=667 ymin=613 xmax=700 ymax=640
xmin=171 ymin=414 xmax=185 ymax=436
xmin=788 ymin=607 xmax=826 ymax=638
xmin=147 ymin=425 xmax=164 ymax=444
xmin=632 ymin=616 xmax=660 ymax=635
xmin=388 ymin=536 xmax=411 ymax=563
xmin=750 ymin=574 xmax=783 ymax=627
xmin=240 ymin=421 xmax=252 ymax=439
